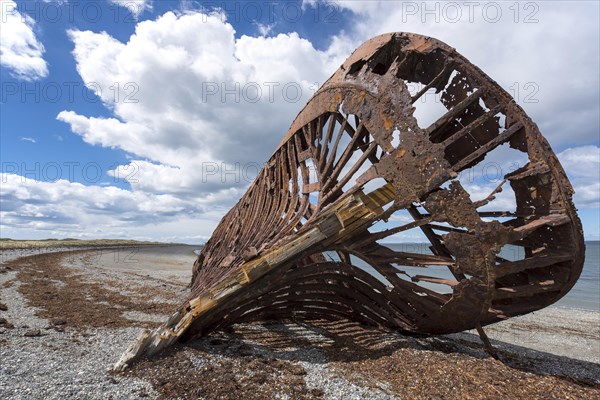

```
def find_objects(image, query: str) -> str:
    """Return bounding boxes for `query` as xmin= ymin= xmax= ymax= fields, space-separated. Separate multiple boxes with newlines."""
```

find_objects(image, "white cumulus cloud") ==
xmin=0 ymin=0 xmax=48 ymax=80
xmin=558 ymin=145 xmax=600 ymax=209
xmin=108 ymin=0 xmax=152 ymax=18
xmin=57 ymin=11 xmax=348 ymax=197
xmin=0 ymin=173 xmax=224 ymax=242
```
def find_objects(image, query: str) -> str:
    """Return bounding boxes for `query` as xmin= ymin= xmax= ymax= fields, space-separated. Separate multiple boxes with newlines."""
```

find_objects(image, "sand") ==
xmin=0 ymin=246 xmax=598 ymax=399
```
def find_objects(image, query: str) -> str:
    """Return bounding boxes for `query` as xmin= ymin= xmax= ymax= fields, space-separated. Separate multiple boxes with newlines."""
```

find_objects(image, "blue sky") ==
xmin=1 ymin=0 xmax=599 ymax=243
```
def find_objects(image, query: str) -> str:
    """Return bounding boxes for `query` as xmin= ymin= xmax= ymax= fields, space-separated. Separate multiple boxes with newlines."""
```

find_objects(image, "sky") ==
xmin=0 ymin=0 xmax=598 ymax=244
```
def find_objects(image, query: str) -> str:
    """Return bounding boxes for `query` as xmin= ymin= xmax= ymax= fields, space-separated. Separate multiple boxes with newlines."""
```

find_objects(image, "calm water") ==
xmin=324 ymin=241 xmax=600 ymax=311
xmin=560 ymin=241 xmax=599 ymax=311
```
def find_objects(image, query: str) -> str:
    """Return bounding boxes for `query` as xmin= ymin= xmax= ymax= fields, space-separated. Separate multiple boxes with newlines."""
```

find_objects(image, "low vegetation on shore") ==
xmin=0 ymin=238 xmax=175 ymax=250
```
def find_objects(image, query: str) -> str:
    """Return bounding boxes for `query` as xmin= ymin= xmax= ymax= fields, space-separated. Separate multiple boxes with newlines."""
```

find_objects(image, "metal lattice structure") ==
xmin=115 ymin=32 xmax=584 ymax=370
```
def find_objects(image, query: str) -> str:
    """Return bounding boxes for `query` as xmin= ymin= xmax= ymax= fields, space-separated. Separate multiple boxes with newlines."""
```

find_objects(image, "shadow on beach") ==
xmin=192 ymin=319 xmax=600 ymax=383
xmin=126 ymin=318 xmax=600 ymax=399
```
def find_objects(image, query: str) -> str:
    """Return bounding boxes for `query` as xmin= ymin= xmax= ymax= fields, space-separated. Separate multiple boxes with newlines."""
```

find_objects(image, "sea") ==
xmin=323 ymin=241 xmax=600 ymax=312
xmin=558 ymin=241 xmax=599 ymax=311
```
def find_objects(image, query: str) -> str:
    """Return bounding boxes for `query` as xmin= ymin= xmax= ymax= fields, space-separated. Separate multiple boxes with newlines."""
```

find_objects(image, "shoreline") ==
xmin=3 ymin=243 xmax=596 ymax=312
xmin=1 ymin=246 xmax=598 ymax=399
xmin=0 ymin=238 xmax=186 ymax=251
xmin=550 ymin=304 xmax=600 ymax=313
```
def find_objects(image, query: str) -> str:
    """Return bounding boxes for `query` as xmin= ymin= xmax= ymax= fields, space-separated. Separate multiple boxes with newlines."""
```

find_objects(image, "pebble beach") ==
xmin=0 ymin=245 xmax=598 ymax=399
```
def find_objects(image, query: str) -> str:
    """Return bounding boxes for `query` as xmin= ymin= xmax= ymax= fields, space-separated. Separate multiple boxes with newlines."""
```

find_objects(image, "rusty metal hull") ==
xmin=115 ymin=32 xmax=584 ymax=370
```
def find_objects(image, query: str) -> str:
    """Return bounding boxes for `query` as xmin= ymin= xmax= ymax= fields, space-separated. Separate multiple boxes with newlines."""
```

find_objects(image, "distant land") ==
xmin=0 ymin=238 xmax=184 ymax=250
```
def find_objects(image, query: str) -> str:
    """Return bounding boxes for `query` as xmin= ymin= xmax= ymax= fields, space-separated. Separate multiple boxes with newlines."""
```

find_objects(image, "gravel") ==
xmin=237 ymin=322 xmax=401 ymax=400
xmin=0 ymin=261 xmax=156 ymax=400
xmin=1 ymin=247 xmax=598 ymax=399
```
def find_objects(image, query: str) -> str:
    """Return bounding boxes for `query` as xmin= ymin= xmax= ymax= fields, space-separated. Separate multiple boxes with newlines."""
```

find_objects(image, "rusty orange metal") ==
xmin=115 ymin=32 xmax=584 ymax=370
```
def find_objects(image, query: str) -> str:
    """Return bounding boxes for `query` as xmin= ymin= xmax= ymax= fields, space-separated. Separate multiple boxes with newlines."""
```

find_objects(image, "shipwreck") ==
xmin=115 ymin=32 xmax=584 ymax=370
